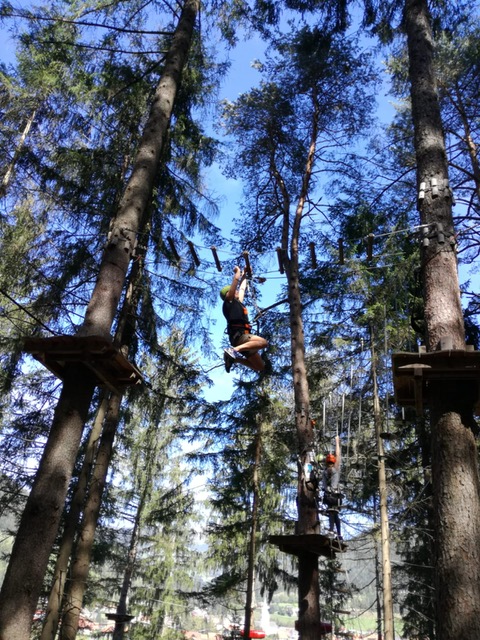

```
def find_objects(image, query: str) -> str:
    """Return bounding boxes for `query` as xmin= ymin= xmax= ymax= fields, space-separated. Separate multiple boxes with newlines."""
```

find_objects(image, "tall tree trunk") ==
xmin=277 ymin=91 xmax=320 ymax=640
xmin=0 ymin=3 xmax=199 ymax=638
xmin=370 ymin=331 xmax=394 ymax=640
xmin=444 ymin=84 xmax=480 ymax=202
xmin=0 ymin=369 xmax=96 ymax=640
xmin=244 ymin=423 xmax=262 ymax=639
xmin=0 ymin=108 xmax=36 ymax=198
xmin=42 ymin=216 xmax=147 ymax=640
xmin=58 ymin=207 xmax=149 ymax=640
xmin=404 ymin=0 xmax=480 ymax=637
xmin=40 ymin=391 xmax=110 ymax=640
xmin=77 ymin=0 xmax=198 ymax=340
xmin=405 ymin=0 xmax=463 ymax=350
xmin=59 ymin=392 xmax=122 ymax=640
xmin=372 ymin=497 xmax=382 ymax=640
xmin=415 ymin=415 xmax=436 ymax=638
xmin=111 ymin=493 xmax=145 ymax=640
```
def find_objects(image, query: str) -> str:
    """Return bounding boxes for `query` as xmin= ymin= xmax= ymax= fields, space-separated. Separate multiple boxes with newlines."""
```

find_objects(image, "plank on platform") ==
xmin=24 ymin=335 xmax=143 ymax=393
xmin=268 ymin=533 xmax=347 ymax=558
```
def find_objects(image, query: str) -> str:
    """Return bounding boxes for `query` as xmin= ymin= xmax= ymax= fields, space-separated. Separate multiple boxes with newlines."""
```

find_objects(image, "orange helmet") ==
xmin=325 ymin=453 xmax=336 ymax=464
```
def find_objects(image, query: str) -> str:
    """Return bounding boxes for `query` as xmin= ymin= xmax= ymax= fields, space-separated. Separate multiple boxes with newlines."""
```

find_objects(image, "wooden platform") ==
xmin=24 ymin=335 xmax=143 ymax=393
xmin=294 ymin=620 xmax=332 ymax=634
xmin=269 ymin=533 xmax=347 ymax=558
xmin=105 ymin=613 xmax=134 ymax=623
xmin=392 ymin=346 xmax=480 ymax=415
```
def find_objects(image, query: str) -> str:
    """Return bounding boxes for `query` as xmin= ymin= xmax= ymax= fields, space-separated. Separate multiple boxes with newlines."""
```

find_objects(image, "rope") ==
xmin=242 ymin=255 xmax=264 ymax=333
xmin=0 ymin=287 xmax=57 ymax=335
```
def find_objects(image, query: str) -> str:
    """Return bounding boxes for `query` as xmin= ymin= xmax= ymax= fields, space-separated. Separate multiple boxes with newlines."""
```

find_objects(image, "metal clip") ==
xmin=422 ymin=227 xmax=430 ymax=247
xmin=437 ymin=223 xmax=445 ymax=244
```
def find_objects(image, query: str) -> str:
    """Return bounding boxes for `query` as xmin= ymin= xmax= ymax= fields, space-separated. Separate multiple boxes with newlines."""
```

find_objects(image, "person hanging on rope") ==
xmin=220 ymin=266 xmax=268 ymax=373
xmin=322 ymin=435 xmax=343 ymax=540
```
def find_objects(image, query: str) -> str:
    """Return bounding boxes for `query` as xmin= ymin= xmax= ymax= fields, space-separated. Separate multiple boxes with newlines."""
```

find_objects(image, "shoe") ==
xmin=225 ymin=347 xmax=246 ymax=360
xmin=224 ymin=351 xmax=234 ymax=373
xmin=336 ymin=535 xmax=343 ymax=541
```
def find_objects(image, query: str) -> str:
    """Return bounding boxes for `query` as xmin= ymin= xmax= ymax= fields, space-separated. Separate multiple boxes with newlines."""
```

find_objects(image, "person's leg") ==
xmin=234 ymin=334 xmax=268 ymax=354
xmin=230 ymin=334 xmax=268 ymax=371
xmin=328 ymin=510 xmax=335 ymax=533
xmin=238 ymin=352 xmax=265 ymax=372
xmin=334 ymin=512 xmax=342 ymax=539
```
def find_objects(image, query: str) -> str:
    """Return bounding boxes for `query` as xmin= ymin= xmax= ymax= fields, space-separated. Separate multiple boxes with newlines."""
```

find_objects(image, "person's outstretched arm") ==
xmin=225 ymin=266 xmax=242 ymax=302
xmin=237 ymin=271 xmax=247 ymax=303
xmin=335 ymin=435 xmax=341 ymax=471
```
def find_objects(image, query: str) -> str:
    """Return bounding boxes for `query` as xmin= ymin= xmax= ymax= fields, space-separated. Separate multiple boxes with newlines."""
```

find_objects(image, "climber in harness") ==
xmin=220 ymin=266 xmax=268 ymax=373
xmin=322 ymin=435 xmax=343 ymax=540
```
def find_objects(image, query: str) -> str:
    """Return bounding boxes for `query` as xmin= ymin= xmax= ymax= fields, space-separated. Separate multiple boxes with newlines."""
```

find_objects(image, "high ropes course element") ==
xmin=162 ymin=218 xmax=458 ymax=273
xmin=23 ymin=335 xmax=143 ymax=394
xmin=15 ymin=215 xmax=476 ymax=404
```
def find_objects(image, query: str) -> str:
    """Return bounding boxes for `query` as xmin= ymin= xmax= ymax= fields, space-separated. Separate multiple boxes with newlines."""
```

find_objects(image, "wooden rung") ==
xmin=210 ymin=246 xmax=222 ymax=272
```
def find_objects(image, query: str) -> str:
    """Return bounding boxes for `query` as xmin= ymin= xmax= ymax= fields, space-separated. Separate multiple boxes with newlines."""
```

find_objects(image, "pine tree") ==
xmin=201 ymin=378 xmax=297 ymax=623
xmin=0 ymin=2 xmax=202 ymax=637
xmin=405 ymin=1 xmax=480 ymax=636
xmin=220 ymin=24 xmax=377 ymax=640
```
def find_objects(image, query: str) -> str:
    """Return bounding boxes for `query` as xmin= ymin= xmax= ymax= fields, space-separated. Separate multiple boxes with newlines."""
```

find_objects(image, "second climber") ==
xmin=322 ymin=435 xmax=343 ymax=540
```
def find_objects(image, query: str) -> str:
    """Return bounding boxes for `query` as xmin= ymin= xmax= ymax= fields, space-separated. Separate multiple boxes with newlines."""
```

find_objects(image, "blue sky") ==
xmin=0 ymin=6 xmax=395 ymax=397
xmin=2 ymin=3 xmax=474 ymax=399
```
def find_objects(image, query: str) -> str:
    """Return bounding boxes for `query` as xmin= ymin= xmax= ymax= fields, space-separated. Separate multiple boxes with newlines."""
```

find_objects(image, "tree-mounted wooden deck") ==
xmin=392 ymin=344 xmax=480 ymax=416
xmin=105 ymin=613 xmax=134 ymax=623
xmin=269 ymin=533 xmax=347 ymax=558
xmin=24 ymin=335 xmax=143 ymax=393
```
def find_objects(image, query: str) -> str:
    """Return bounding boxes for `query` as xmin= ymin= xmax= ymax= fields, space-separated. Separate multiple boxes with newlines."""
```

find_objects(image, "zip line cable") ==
xmin=0 ymin=287 xmax=56 ymax=335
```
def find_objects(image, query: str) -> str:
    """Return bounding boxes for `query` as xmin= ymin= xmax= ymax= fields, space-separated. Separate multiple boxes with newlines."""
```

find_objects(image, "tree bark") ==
xmin=278 ymin=90 xmax=320 ymax=640
xmin=0 ymin=108 xmax=36 ymax=198
xmin=42 ymin=208 xmax=148 ymax=640
xmin=77 ymin=0 xmax=199 ymax=340
xmin=0 ymin=3 xmax=199 ymax=638
xmin=0 ymin=367 xmax=96 ymax=640
xmin=450 ymin=84 xmax=480 ymax=202
xmin=40 ymin=391 xmax=110 ymax=640
xmin=244 ymin=424 xmax=262 ymax=639
xmin=111 ymin=493 xmax=145 ymax=640
xmin=405 ymin=0 xmax=463 ymax=351
xmin=59 ymin=392 xmax=122 ymax=640
xmin=404 ymin=0 xmax=480 ymax=636
xmin=370 ymin=331 xmax=394 ymax=640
